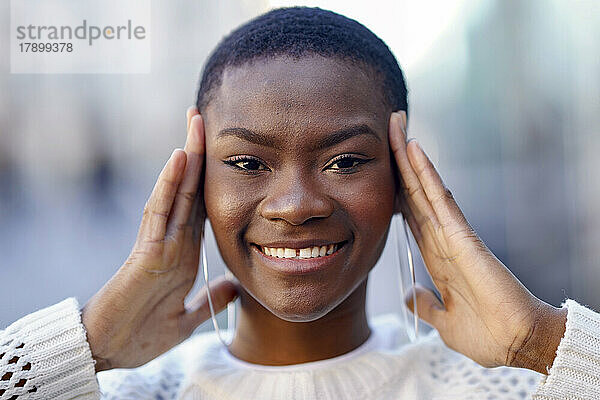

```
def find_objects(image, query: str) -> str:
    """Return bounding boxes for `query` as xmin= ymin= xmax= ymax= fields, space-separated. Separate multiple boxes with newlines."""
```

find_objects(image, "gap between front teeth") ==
xmin=261 ymin=244 xmax=338 ymax=259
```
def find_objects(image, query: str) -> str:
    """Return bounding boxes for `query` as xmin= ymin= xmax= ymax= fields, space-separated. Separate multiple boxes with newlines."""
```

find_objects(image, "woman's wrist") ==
xmin=92 ymin=355 xmax=112 ymax=373
xmin=508 ymin=303 xmax=568 ymax=374
xmin=81 ymin=305 xmax=112 ymax=373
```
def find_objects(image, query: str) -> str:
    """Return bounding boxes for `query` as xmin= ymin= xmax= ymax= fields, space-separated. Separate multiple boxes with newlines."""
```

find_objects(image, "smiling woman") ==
xmin=2 ymin=5 xmax=600 ymax=400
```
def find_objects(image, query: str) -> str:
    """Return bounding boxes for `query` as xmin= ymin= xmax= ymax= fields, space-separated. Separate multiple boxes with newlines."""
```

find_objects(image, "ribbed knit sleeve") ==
xmin=0 ymin=297 xmax=100 ymax=400
xmin=532 ymin=298 xmax=600 ymax=399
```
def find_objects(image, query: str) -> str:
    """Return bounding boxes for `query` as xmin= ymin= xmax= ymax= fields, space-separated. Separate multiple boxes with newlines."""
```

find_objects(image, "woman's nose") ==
xmin=258 ymin=174 xmax=334 ymax=225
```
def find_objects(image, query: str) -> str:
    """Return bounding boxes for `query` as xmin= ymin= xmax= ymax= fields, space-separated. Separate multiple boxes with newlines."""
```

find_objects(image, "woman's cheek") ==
xmin=204 ymin=158 xmax=264 ymax=257
xmin=204 ymin=167 xmax=254 ymax=278
xmin=340 ymin=166 xmax=395 ymax=237
xmin=203 ymin=156 xmax=223 ymax=222
xmin=205 ymin=157 xmax=249 ymax=218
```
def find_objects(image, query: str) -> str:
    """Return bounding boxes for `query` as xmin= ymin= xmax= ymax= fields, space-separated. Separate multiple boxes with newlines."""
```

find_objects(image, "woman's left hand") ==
xmin=388 ymin=112 xmax=567 ymax=374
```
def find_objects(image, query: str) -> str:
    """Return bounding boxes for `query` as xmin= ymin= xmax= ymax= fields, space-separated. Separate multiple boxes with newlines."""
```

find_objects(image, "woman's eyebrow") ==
xmin=217 ymin=124 xmax=380 ymax=151
xmin=313 ymin=124 xmax=380 ymax=151
xmin=217 ymin=127 xmax=279 ymax=149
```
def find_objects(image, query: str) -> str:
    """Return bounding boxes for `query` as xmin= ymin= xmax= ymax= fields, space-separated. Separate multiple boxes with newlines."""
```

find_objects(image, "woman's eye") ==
xmin=327 ymin=156 xmax=371 ymax=172
xmin=331 ymin=158 xmax=359 ymax=169
xmin=224 ymin=157 xmax=268 ymax=171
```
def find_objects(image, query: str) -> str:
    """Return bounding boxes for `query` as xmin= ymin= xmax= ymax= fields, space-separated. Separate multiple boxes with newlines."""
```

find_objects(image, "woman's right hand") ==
xmin=81 ymin=107 xmax=239 ymax=372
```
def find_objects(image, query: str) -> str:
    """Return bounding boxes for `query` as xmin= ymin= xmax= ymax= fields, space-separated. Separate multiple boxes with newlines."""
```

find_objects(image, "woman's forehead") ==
xmin=203 ymin=55 xmax=389 ymax=133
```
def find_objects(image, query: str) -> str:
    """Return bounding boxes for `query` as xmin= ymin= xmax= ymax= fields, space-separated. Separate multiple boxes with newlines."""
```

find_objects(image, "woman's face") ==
xmin=203 ymin=55 xmax=397 ymax=322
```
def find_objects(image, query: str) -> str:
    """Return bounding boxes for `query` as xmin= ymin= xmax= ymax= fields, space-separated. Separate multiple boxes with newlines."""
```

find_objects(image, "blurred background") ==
xmin=1 ymin=0 xmax=599 ymax=333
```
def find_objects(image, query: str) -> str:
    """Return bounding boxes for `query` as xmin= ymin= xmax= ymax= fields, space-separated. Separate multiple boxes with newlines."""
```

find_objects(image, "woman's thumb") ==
xmin=180 ymin=276 xmax=240 ymax=336
xmin=404 ymin=283 xmax=445 ymax=331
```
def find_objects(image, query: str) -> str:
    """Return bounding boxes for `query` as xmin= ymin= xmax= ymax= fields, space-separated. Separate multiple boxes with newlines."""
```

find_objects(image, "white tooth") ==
xmin=284 ymin=248 xmax=296 ymax=258
xmin=276 ymin=248 xmax=285 ymax=258
xmin=319 ymin=246 xmax=327 ymax=257
xmin=299 ymin=248 xmax=312 ymax=258
xmin=311 ymin=246 xmax=320 ymax=257
xmin=264 ymin=247 xmax=271 ymax=256
xmin=327 ymin=244 xmax=334 ymax=255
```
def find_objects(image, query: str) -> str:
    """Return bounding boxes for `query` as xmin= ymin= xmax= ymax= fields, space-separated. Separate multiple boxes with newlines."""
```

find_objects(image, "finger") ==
xmin=406 ymin=140 xmax=470 ymax=233
xmin=166 ymin=115 xmax=205 ymax=240
xmin=185 ymin=114 xmax=204 ymax=155
xmin=399 ymin=196 xmax=423 ymax=244
xmin=405 ymin=283 xmax=446 ymax=331
xmin=187 ymin=106 xmax=199 ymax=132
xmin=389 ymin=112 xmax=440 ymax=232
xmin=188 ymin=114 xmax=207 ymax=242
xmin=180 ymin=276 xmax=240 ymax=336
xmin=139 ymin=149 xmax=187 ymax=242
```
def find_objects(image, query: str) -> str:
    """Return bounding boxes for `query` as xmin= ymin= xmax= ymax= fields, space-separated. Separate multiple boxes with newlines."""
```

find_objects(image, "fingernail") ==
xmin=409 ymin=139 xmax=424 ymax=154
xmin=398 ymin=113 xmax=407 ymax=132
xmin=171 ymin=148 xmax=185 ymax=163
xmin=392 ymin=112 xmax=404 ymax=135
xmin=191 ymin=114 xmax=201 ymax=131
xmin=172 ymin=149 xmax=186 ymax=178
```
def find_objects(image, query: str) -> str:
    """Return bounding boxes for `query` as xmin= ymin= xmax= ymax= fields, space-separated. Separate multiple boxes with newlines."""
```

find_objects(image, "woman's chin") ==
xmin=270 ymin=307 xmax=334 ymax=323
xmin=260 ymin=293 xmax=339 ymax=323
xmin=238 ymin=273 xmax=361 ymax=323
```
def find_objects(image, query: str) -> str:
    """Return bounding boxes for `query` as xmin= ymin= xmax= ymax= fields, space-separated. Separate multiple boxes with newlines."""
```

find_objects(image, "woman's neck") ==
xmin=227 ymin=279 xmax=371 ymax=366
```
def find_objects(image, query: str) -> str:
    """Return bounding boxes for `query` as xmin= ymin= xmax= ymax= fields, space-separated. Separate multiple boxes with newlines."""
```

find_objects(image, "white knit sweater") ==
xmin=1 ymin=297 xmax=599 ymax=399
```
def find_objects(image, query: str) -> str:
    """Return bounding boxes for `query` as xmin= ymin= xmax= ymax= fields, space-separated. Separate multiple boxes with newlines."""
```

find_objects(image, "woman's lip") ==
xmin=251 ymin=241 xmax=348 ymax=275
xmin=253 ymin=239 xmax=345 ymax=249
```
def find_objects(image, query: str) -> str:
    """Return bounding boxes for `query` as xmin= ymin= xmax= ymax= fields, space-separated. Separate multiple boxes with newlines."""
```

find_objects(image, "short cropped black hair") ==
xmin=196 ymin=6 xmax=408 ymax=115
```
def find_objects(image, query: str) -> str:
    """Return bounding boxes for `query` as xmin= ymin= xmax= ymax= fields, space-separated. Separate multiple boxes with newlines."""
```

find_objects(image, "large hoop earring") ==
xmin=201 ymin=223 xmax=234 ymax=347
xmin=394 ymin=214 xmax=419 ymax=342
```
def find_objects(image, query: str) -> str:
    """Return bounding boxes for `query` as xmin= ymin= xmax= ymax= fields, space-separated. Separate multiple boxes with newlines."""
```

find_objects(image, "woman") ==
xmin=1 ymin=7 xmax=599 ymax=399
